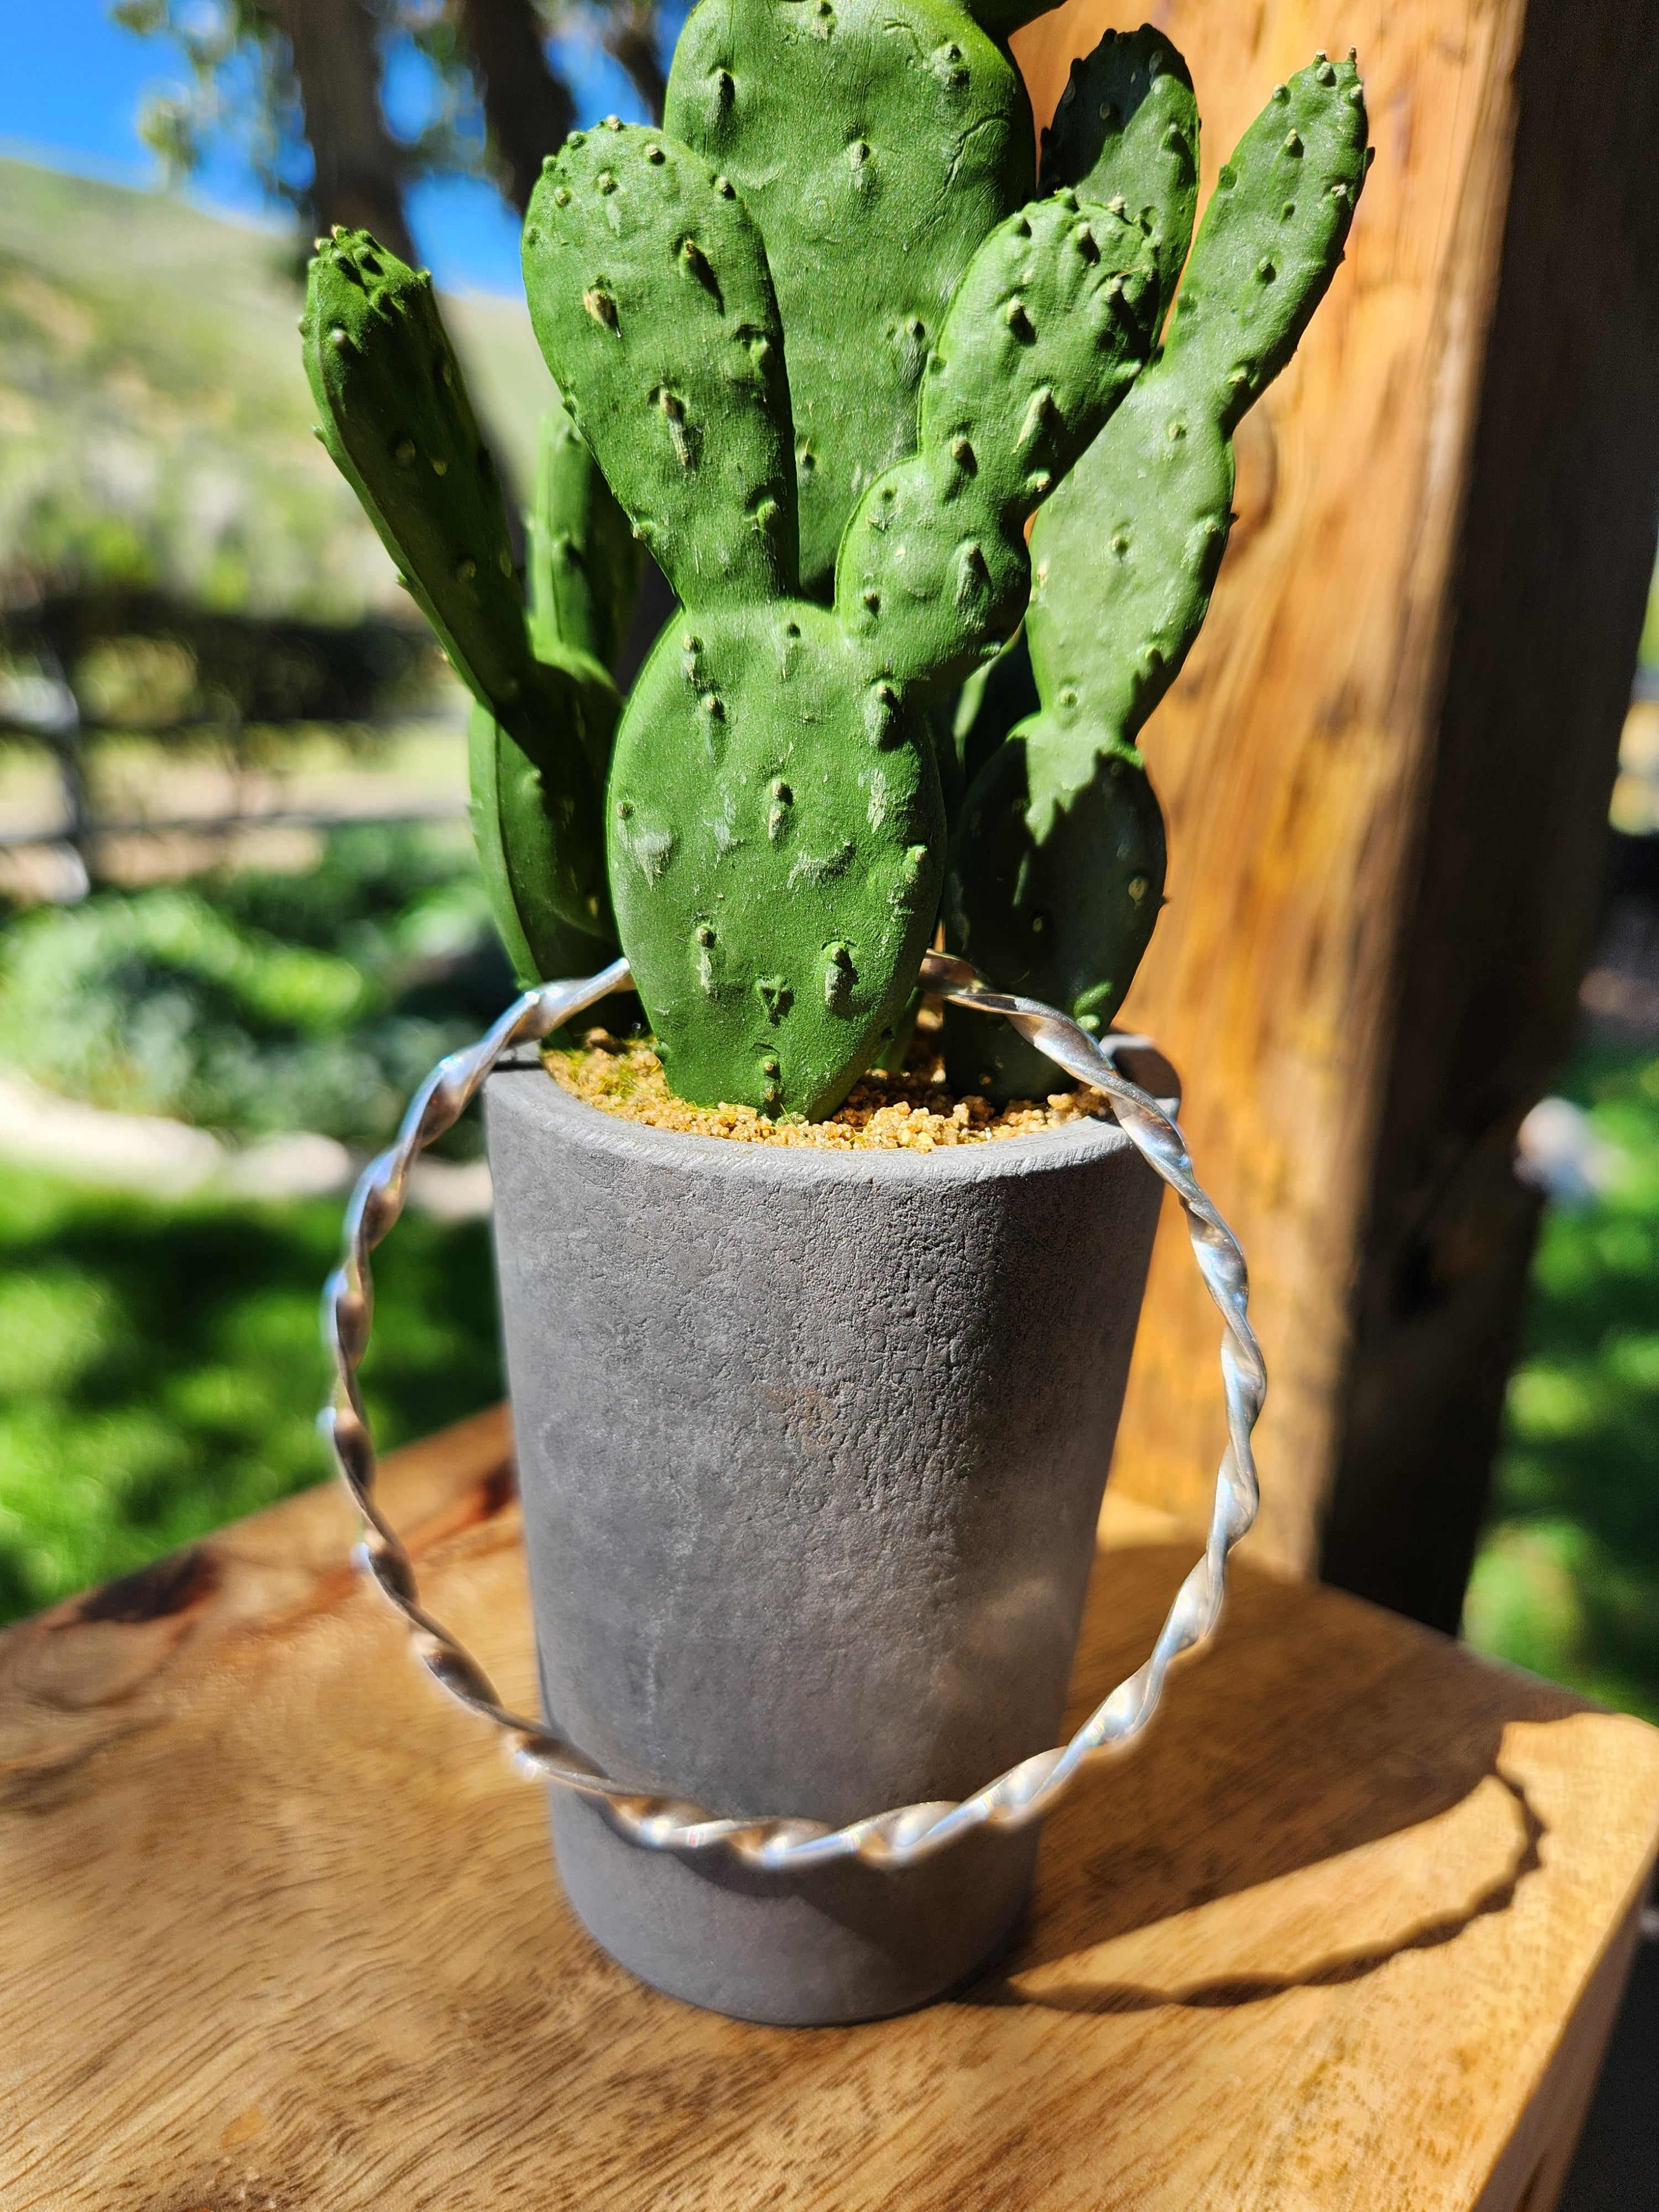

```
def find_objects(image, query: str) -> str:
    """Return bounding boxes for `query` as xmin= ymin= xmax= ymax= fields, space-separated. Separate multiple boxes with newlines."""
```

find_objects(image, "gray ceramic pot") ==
xmin=483 ymin=1061 xmax=1163 ymax=2025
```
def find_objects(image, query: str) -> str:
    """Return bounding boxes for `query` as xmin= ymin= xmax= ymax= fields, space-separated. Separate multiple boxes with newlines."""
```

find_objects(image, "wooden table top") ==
xmin=2 ymin=1406 xmax=1655 ymax=2211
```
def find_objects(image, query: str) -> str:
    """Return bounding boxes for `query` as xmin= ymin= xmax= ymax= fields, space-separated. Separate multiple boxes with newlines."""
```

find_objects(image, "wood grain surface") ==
xmin=1008 ymin=0 xmax=1659 ymax=1589
xmin=2 ymin=1413 xmax=1655 ymax=2211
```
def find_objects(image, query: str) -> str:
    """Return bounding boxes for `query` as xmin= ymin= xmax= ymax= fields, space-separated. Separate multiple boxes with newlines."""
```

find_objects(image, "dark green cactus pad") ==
xmin=930 ymin=627 xmax=1040 ymax=829
xmin=522 ymin=400 xmax=639 ymax=805
xmin=523 ymin=122 xmax=798 ymax=607
xmin=945 ymin=734 xmax=1165 ymax=1097
xmin=304 ymin=228 xmax=535 ymax=715
xmin=608 ymin=603 xmax=943 ymax=1117
xmin=948 ymin=51 xmax=1370 ymax=1094
xmin=1039 ymin=27 xmax=1199 ymax=328
xmin=1170 ymin=53 xmax=1371 ymax=430
xmin=302 ymin=227 xmax=612 ymax=980
xmin=835 ymin=196 xmax=1160 ymax=692
xmin=527 ymin=401 xmax=641 ymax=680
xmin=665 ymin=0 xmax=1035 ymax=597
xmin=470 ymin=698 xmax=618 ymax=985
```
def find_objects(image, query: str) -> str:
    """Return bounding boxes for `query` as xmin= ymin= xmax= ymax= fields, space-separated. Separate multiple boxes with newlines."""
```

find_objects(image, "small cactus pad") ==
xmin=303 ymin=229 xmax=535 ymax=716
xmin=527 ymin=401 xmax=641 ymax=680
xmin=930 ymin=627 xmax=1040 ymax=830
xmin=1039 ymin=28 xmax=1199 ymax=327
xmin=303 ymin=229 xmax=611 ymax=975
xmin=1166 ymin=51 xmax=1371 ymax=429
xmin=523 ymin=401 xmax=638 ymax=799
xmin=470 ymin=696 xmax=618 ymax=985
xmin=835 ymin=196 xmax=1159 ymax=692
xmin=946 ymin=734 xmax=1164 ymax=1094
xmin=947 ymin=53 xmax=1370 ymax=1093
xmin=609 ymin=603 xmax=943 ymax=1117
xmin=523 ymin=123 xmax=798 ymax=606
xmin=666 ymin=0 xmax=1034 ymax=596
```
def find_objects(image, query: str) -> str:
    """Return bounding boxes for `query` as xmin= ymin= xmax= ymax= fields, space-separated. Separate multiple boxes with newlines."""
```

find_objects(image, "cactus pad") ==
xmin=303 ymin=228 xmax=614 ymax=984
xmin=1039 ymin=28 xmax=1199 ymax=326
xmin=303 ymin=228 xmax=535 ymax=715
xmin=836 ymin=196 xmax=1160 ymax=692
xmin=527 ymin=401 xmax=641 ymax=682
xmin=609 ymin=604 xmax=942 ymax=1117
xmin=948 ymin=49 xmax=1370 ymax=1095
xmin=665 ymin=0 xmax=1035 ymax=596
xmin=523 ymin=122 xmax=798 ymax=605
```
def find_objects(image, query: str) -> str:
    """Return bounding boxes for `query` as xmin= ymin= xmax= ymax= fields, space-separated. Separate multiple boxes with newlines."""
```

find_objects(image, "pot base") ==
xmin=551 ymin=1792 xmax=1039 ymax=2025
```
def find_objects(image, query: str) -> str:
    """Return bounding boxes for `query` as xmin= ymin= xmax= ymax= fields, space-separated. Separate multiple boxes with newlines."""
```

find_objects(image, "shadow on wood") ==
xmin=1 ymin=1419 xmax=1654 ymax=2209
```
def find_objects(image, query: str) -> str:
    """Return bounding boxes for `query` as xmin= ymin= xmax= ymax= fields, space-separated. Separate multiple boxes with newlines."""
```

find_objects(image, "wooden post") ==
xmin=1011 ymin=0 xmax=1659 ymax=1604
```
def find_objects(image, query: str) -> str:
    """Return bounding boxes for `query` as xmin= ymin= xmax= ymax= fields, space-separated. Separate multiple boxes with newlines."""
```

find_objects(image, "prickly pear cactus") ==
xmin=304 ymin=22 xmax=1370 ymax=1120
xmin=946 ymin=44 xmax=1371 ymax=1095
xmin=523 ymin=119 xmax=1158 ymax=1115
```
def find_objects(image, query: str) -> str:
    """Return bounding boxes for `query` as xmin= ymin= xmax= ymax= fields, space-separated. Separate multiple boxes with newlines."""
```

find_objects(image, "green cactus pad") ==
xmin=1039 ymin=27 xmax=1199 ymax=327
xmin=666 ymin=0 xmax=1034 ymax=596
xmin=835 ymin=195 xmax=1159 ymax=692
xmin=1170 ymin=52 xmax=1371 ymax=429
xmin=930 ymin=627 xmax=1040 ymax=830
xmin=948 ymin=50 xmax=1370 ymax=1094
xmin=945 ymin=732 xmax=1165 ymax=1088
xmin=470 ymin=697 xmax=618 ymax=985
xmin=303 ymin=228 xmax=536 ymax=715
xmin=521 ymin=400 xmax=640 ymax=804
xmin=608 ymin=603 xmax=943 ymax=1117
xmin=527 ymin=402 xmax=641 ymax=679
xmin=523 ymin=122 xmax=798 ymax=607
xmin=302 ymin=227 xmax=612 ymax=977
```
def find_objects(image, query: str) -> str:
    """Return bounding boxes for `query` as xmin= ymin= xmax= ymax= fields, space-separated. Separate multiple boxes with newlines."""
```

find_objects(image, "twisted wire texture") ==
xmin=322 ymin=952 xmax=1265 ymax=1872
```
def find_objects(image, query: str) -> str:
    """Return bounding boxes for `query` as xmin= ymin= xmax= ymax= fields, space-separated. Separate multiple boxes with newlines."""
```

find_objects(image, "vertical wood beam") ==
xmin=1320 ymin=0 xmax=1659 ymax=1627
xmin=1009 ymin=0 xmax=1659 ymax=1585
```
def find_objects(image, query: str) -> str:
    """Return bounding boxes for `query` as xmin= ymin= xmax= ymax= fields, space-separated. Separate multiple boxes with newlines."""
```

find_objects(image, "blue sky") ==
xmin=0 ymin=0 xmax=669 ymax=294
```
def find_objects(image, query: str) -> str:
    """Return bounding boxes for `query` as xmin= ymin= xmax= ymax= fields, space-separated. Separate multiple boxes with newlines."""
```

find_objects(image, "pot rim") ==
xmin=487 ymin=1051 xmax=1179 ymax=1190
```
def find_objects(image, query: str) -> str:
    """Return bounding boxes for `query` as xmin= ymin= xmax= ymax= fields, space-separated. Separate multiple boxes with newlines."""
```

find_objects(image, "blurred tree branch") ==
xmin=598 ymin=3 xmax=666 ymax=123
xmin=263 ymin=0 xmax=415 ymax=256
xmin=112 ymin=0 xmax=668 ymax=255
xmin=452 ymin=0 xmax=573 ymax=214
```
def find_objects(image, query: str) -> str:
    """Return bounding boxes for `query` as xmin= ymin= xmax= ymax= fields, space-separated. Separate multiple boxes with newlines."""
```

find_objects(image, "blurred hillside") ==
xmin=0 ymin=155 xmax=552 ymax=623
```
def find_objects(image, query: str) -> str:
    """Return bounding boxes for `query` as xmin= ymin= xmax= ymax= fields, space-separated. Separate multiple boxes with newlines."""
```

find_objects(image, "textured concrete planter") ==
xmin=484 ymin=1062 xmax=1164 ymax=2024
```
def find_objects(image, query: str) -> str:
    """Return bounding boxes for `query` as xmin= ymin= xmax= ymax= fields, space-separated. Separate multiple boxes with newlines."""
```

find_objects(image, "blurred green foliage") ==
xmin=1464 ymin=1042 xmax=1659 ymax=1721
xmin=0 ymin=1166 xmax=500 ymax=1624
xmin=0 ymin=823 xmax=514 ymax=1629
xmin=0 ymin=822 xmax=512 ymax=1149
xmin=1640 ymin=565 xmax=1659 ymax=672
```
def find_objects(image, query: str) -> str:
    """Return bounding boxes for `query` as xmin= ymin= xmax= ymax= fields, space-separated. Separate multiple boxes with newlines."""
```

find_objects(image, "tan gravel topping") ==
xmin=544 ymin=1032 xmax=1115 ymax=1151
